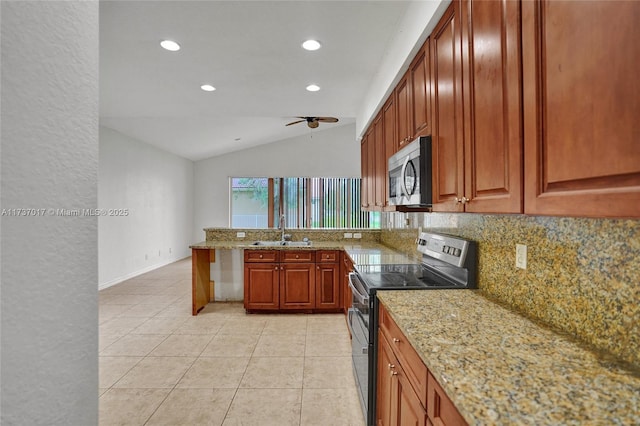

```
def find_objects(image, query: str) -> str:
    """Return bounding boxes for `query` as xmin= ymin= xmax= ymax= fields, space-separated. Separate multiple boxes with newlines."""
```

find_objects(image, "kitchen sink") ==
xmin=251 ymin=240 xmax=312 ymax=247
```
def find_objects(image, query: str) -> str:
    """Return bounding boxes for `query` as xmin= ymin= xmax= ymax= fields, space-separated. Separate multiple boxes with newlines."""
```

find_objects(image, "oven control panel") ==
xmin=416 ymin=232 xmax=471 ymax=268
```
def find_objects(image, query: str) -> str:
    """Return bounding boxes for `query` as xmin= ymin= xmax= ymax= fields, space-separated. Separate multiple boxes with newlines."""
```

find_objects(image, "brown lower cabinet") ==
xmin=378 ymin=304 xmax=467 ymax=426
xmin=244 ymin=249 xmax=341 ymax=312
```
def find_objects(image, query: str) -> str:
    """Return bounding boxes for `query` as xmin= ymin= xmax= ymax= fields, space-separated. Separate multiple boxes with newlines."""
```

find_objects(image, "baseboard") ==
xmin=99 ymin=255 xmax=191 ymax=290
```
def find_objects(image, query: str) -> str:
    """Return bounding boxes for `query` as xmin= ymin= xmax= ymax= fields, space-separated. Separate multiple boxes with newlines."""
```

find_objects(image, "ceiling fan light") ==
xmin=200 ymin=84 xmax=216 ymax=92
xmin=302 ymin=39 xmax=322 ymax=51
xmin=308 ymin=120 xmax=319 ymax=128
xmin=160 ymin=40 xmax=180 ymax=51
xmin=306 ymin=84 xmax=320 ymax=92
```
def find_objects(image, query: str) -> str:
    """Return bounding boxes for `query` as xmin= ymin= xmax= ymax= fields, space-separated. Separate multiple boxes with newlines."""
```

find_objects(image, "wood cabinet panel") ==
xmin=522 ymin=0 xmax=640 ymax=217
xmin=431 ymin=0 xmax=465 ymax=212
xmin=374 ymin=112 xmax=386 ymax=208
xmin=377 ymin=331 xmax=397 ymax=426
xmin=361 ymin=133 xmax=371 ymax=209
xmin=280 ymin=250 xmax=315 ymax=263
xmin=396 ymin=72 xmax=412 ymax=148
xmin=244 ymin=263 xmax=279 ymax=310
xmin=397 ymin=367 xmax=427 ymax=426
xmin=427 ymin=373 xmax=466 ymax=426
xmin=317 ymin=250 xmax=339 ymax=263
xmin=244 ymin=250 xmax=279 ymax=263
xmin=342 ymin=253 xmax=354 ymax=315
xmin=462 ymin=0 xmax=523 ymax=213
xmin=379 ymin=305 xmax=428 ymax=408
xmin=315 ymin=263 xmax=340 ymax=310
xmin=279 ymin=263 xmax=315 ymax=309
xmin=410 ymin=40 xmax=431 ymax=139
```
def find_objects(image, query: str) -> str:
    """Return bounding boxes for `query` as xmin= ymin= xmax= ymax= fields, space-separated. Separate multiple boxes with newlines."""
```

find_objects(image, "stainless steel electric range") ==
xmin=346 ymin=232 xmax=477 ymax=426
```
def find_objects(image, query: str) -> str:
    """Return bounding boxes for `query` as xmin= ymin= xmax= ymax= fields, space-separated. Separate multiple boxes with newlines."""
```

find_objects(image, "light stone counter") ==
xmin=377 ymin=290 xmax=640 ymax=425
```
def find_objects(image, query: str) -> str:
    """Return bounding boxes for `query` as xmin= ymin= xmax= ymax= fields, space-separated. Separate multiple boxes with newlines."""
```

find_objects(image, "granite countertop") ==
xmin=377 ymin=290 xmax=640 ymax=425
xmin=190 ymin=240 xmax=419 ymax=266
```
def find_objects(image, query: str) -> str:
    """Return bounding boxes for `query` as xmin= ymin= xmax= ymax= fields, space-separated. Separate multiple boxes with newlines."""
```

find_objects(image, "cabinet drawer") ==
xmin=281 ymin=250 xmax=315 ymax=263
xmin=427 ymin=372 xmax=467 ymax=426
xmin=244 ymin=250 xmax=279 ymax=263
xmin=379 ymin=304 xmax=428 ymax=407
xmin=317 ymin=250 xmax=339 ymax=263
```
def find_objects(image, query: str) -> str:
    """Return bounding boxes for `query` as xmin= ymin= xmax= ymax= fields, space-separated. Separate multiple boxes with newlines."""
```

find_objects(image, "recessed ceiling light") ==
xmin=200 ymin=84 xmax=216 ymax=92
xmin=306 ymin=84 xmax=320 ymax=92
xmin=160 ymin=40 xmax=180 ymax=51
xmin=302 ymin=39 xmax=322 ymax=51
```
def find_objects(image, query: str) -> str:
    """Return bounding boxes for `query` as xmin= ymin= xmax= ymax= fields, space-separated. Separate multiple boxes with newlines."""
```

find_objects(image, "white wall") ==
xmin=194 ymin=123 xmax=360 ymax=236
xmin=357 ymin=0 xmax=450 ymax=137
xmin=99 ymin=126 xmax=194 ymax=288
xmin=1 ymin=1 xmax=99 ymax=424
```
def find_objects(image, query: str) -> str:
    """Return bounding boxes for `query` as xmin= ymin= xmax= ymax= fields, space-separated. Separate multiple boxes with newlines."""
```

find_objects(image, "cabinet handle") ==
xmin=295 ymin=255 xmax=299 ymax=259
xmin=392 ymin=338 xmax=400 ymax=343
xmin=275 ymin=266 xmax=278 ymax=270
xmin=461 ymin=196 xmax=470 ymax=204
xmin=259 ymin=254 xmax=263 ymax=258
xmin=317 ymin=266 xmax=320 ymax=270
xmin=388 ymin=363 xmax=395 ymax=369
xmin=390 ymin=370 xmax=398 ymax=376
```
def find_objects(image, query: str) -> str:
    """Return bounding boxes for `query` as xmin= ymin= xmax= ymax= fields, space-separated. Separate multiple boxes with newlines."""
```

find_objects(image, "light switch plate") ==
xmin=344 ymin=232 xmax=353 ymax=239
xmin=353 ymin=233 xmax=362 ymax=239
xmin=516 ymin=244 xmax=527 ymax=269
xmin=237 ymin=232 xmax=246 ymax=238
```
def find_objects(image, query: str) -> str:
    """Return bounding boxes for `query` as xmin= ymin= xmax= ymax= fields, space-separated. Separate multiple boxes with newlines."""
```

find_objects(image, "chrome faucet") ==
xmin=279 ymin=214 xmax=286 ymax=241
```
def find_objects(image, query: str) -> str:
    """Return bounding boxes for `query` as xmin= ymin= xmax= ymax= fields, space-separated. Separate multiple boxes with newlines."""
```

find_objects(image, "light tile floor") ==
xmin=99 ymin=258 xmax=365 ymax=426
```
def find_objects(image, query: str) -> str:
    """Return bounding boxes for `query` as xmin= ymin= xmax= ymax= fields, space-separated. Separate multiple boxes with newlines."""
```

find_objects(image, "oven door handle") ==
xmin=348 ymin=272 xmax=369 ymax=305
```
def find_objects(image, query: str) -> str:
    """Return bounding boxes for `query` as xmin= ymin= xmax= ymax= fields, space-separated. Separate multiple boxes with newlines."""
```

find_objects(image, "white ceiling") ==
xmin=99 ymin=0 xmax=413 ymax=161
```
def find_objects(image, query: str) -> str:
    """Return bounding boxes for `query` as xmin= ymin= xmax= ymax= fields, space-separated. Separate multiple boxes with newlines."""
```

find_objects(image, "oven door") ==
xmin=347 ymin=307 xmax=369 ymax=418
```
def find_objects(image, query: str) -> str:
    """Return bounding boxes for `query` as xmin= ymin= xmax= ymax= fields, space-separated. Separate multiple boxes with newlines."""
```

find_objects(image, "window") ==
xmin=230 ymin=177 xmax=380 ymax=229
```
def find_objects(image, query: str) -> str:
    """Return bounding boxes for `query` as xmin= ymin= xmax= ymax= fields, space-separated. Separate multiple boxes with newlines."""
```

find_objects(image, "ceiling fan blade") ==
xmin=317 ymin=117 xmax=339 ymax=123
xmin=285 ymin=119 xmax=307 ymax=126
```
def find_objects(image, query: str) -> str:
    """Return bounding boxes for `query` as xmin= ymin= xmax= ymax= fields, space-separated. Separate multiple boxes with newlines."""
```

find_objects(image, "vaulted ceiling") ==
xmin=99 ymin=1 xmax=413 ymax=161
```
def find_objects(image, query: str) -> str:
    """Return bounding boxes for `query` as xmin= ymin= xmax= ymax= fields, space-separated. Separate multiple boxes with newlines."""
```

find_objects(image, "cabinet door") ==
xmin=342 ymin=253 xmax=353 ymax=315
xmin=376 ymin=331 xmax=397 ymax=426
xmin=396 ymin=72 xmax=412 ymax=148
xmin=279 ymin=263 xmax=315 ymax=309
xmin=397 ymin=366 xmax=427 ymax=426
xmin=361 ymin=133 xmax=370 ymax=209
xmin=244 ymin=263 xmax=279 ymax=310
xmin=461 ymin=0 xmax=523 ymax=213
xmin=522 ymin=0 xmax=640 ymax=217
xmin=315 ymin=263 xmax=340 ymax=310
xmin=427 ymin=373 xmax=466 ymax=426
xmin=374 ymin=112 xmax=386 ymax=209
xmin=383 ymin=96 xmax=397 ymax=158
xmin=410 ymin=40 xmax=431 ymax=139
xmin=430 ymin=0 xmax=465 ymax=212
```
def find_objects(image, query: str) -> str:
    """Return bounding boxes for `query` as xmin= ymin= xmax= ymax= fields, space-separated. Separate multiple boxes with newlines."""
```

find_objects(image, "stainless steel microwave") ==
xmin=388 ymin=136 xmax=432 ymax=206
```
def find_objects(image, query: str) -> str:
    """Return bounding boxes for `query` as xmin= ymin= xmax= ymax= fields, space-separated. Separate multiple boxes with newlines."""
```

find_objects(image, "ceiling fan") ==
xmin=285 ymin=116 xmax=339 ymax=129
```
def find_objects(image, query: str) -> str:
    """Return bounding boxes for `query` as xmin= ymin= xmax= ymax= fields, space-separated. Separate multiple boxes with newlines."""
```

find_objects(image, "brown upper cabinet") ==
xmin=374 ymin=112 xmax=386 ymax=209
xmin=361 ymin=0 xmax=639 ymax=218
xmin=396 ymin=71 xmax=412 ymax=149
xmin=430 ymin=0 xmax=466 ymax=212
xmin=410 ymin=39 xmax=432 ymax=140
xmin=522 ymin=0 xmax=640 ymax=217
xmin=360 ymin=129 xmax=372 ymax=209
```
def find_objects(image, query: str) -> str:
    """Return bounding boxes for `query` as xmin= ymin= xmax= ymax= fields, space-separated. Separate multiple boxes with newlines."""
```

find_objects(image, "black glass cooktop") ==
xmin=354 ymin=263 xmax=464 ymax=290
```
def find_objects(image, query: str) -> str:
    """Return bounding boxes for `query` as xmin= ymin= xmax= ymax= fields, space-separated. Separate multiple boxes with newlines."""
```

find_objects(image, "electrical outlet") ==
xmin=145 ymin=254 xmax=148 ymax=260
xmin=344 ymin=232 xmax=353 ymax=239
xmin=237 ymin=232 xmax=246 ymax=238
xmin=353 ymin=233 xmax=362 ymax=239
xmin=516 ymin=244 xmax=527 ymax=269
xmin=169 ymin=248 xmax=172 ymax=254
xmin=159 ymin=250 xmax=161 ymax=256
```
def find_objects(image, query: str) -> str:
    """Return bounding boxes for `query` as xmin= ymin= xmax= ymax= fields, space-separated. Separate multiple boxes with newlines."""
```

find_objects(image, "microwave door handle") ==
xmin=400 ymin=156 xmax=411 ymax=198
xmin=348 ymin=272 xmax=369 ymax=305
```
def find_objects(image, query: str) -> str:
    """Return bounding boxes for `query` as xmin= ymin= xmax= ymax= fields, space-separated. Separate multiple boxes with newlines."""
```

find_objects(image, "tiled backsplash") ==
xmin=380 ymin=212 xmax=640 ymax=368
